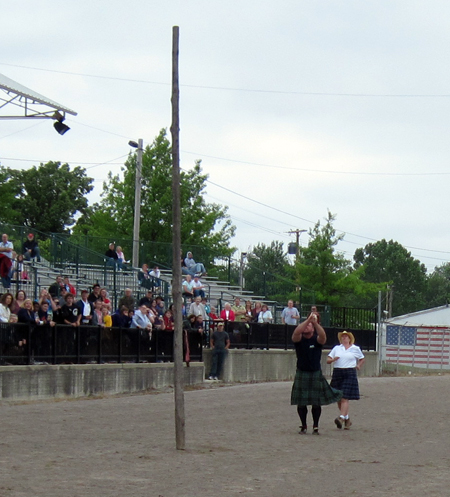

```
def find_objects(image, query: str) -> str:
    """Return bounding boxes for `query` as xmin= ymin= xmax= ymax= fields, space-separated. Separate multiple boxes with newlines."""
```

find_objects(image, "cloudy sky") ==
xmin=1 ymin=1 xmax=450 ymax=272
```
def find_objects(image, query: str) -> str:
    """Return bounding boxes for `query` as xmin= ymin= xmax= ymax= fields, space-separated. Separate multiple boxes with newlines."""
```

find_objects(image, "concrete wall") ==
xmin=203 ymin=349 xmax=379 ymax=382
xmin=0 ymin=363 xmax=204 ymax=402
xmin=0 ymin=351 xmax=379 ymax=402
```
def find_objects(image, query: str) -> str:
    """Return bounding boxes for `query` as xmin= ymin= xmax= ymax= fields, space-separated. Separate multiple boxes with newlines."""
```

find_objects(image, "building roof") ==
xmin=387 ymin=305 xmax=450 ymax=327
xmin=0 ymin=72 xmax=77 ymax=119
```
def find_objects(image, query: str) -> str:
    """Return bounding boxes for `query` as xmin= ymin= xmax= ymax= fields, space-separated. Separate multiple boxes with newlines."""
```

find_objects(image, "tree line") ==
xmin=0 ymin=129 xmax=447 ymax=317
xmin=242 ymin=211 xmax=446 ymax=316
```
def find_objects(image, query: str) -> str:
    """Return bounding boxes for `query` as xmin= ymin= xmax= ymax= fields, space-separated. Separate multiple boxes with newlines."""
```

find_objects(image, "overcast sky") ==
xmin=1 ymin=1 xmax=450 ymax=272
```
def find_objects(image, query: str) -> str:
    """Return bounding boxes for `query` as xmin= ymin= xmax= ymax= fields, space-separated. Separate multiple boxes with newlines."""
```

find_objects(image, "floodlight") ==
xmin=52 ymin=111 xmax=70 ymax=135
xmin=54 ymin=121 xmax=70 ymax=135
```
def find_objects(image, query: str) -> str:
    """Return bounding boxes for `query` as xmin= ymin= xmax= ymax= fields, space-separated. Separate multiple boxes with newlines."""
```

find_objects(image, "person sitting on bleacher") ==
xmin=115 ymin=246 xmax=129 ymax=270
xmin=139 ymin=290 xmax=153 ymax=307
xmin=138 ymin=263 xmax=153 ymax=290
xmin=118 ymin=288 xmax=135 ymax=311
xmin=149 ymin=265 xmax=162 ymax=291
xmin=105 ymin=242 xmax=121 ymax=269
xmin=182 ymin=274 xmax=194 ymax=299
xmin=48 ymin=276 xmax=64 ymax=299
xmin=10 ymin=254 xmax=29 ymax=283
xmin=189 ymin=296 xmax=208 ymax=320
xmin=192 ymin=276 xmax=206 ymax=298
xmin=63 ymin=276 xmax=76 ymax=297
xmin=184 ymin=251 xmax=207 ymax=277
xmin=22 ymin=233 xmax=41 ymax=262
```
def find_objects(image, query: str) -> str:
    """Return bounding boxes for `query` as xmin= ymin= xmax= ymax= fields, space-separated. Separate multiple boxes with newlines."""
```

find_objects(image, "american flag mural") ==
xmin=385 ymin=325 xmax=450 ymax=368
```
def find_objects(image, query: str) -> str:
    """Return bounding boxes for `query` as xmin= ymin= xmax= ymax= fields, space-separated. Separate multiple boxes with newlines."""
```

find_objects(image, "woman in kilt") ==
xmin=291 ymin=312 xmax=342 ymax=435
xmin=327 ymin=331 xmax=365 ymax=430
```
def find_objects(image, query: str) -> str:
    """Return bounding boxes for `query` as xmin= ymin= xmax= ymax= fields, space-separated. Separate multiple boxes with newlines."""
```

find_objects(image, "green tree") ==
xmin=295 ymin=211 xmax=382 ymax=307
xmin=424 ymin=263 xmax=450 ymax=308
xmin=353 ymin=239 xmax=427 ymax=316
xmin=296 ymin=211 xmax=350 ymax=305
xmin=0 ymin=166 xmax=22 ymax=225
xmin=74 ymin=129 xmax=235 ymax=265
xmin=0 ymin=162 xmax=93 ymax=234
xmin=244 ymin=241 xmax=294 ymax=302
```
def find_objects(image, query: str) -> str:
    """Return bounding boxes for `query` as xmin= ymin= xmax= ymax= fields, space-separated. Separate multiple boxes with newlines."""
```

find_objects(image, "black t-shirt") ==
xmin=294 ymin=335 xmax=323 ymax=372
xmin=61 ymin=304 xmax=79 ymax=324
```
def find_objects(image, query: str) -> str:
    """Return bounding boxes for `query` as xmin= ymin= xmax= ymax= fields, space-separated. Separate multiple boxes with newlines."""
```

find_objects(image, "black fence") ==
xmin=0 ymin=323 xmax=201 ymax=365
xmin=0 ymin=321 xmax=376 ymax=366
xmin=221 ymin=322 xmax=376 ymax=352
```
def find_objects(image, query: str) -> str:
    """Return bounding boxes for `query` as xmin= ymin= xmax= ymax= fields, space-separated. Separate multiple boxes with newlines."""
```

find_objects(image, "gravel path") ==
xmin=1 ymin=375 xmax=449 ymax=497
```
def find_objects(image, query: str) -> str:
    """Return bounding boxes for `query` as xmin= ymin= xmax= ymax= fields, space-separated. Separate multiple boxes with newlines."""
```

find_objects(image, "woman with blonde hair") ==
xmin=327 ymin=330 xmax=365 ymax=430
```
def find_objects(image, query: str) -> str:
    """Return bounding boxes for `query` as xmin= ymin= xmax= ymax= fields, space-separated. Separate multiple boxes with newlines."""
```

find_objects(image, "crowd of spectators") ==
xmin=0 ymin=233 xmax=42 ymax=291
xmin=0 ymin=233 xmax=296 ymax=371
xmin=0 ymin=271 xmax=180 ymax=364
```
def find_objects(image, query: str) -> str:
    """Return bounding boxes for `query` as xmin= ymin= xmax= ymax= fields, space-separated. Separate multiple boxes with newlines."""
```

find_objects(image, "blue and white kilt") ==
xmin=330 ymin=367 xmax=360 ymax=400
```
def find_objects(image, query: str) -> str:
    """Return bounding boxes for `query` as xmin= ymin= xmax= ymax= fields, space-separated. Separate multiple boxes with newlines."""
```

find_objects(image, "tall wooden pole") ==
xmin=170 ymin=26 xmax=185 ymax=450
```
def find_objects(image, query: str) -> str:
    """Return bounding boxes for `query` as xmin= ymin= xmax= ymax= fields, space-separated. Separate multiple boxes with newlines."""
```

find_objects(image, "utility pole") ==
xmin=387 ymin=285 xmax=394 ymax=319
xmin=129 ymin=139 xmax=143 ymax=268
xmin=287 ymin=229 xmax=307 ymax=258
xmin=239 ymin=252 xmax=247 ymax=289
xmin=170 ymin=25 xmax=185 ymax=451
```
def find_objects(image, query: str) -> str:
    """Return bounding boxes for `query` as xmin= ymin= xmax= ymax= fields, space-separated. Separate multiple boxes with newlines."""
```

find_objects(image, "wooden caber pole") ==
xmin=170 ymin=26 xmax=186 ymax=450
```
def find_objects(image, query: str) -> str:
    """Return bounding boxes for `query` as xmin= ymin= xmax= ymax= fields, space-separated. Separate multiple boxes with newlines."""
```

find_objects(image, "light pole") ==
xmin=128 ymin=138 xmax=143 ymax=268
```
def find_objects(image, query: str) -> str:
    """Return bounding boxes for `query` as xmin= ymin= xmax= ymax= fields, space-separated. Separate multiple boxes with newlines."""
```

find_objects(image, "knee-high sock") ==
xmin=311 ymin=405 xmax=322 ymax=428
xmin=297 ymin=405 xmax=308 ymax=427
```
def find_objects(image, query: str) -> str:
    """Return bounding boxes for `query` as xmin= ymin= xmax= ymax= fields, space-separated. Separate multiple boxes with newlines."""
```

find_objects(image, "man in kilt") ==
xmin=291 ymin=312 xmax=342 ymax=435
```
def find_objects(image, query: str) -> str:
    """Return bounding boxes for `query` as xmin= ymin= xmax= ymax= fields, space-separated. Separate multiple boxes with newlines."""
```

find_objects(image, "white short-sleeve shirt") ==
xmin=328 ymin=344 xmax=364 ymax=368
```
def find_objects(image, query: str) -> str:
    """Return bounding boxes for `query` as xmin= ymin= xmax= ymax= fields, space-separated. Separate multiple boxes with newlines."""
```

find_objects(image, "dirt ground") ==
xmin=1 ymin=375 xmax=450 ymax=497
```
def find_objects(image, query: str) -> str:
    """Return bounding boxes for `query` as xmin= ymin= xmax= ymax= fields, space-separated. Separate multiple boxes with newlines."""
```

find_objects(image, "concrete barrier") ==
xmin=0 ymin=362 xmax=204 ymax=402
xmin=0 ymin=351 xmax=379 ymax=402
xmin=203 ymin=349 xmax=380 ymax=382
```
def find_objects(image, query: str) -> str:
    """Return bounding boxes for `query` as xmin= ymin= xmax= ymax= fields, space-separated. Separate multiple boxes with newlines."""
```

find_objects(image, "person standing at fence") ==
xmin=291 ymin=312 xmax=342 ymax=435
xmin=0 ymin=234 xmax=14 ymax=290
xmin=208 ymin=321 xmax=230 ymax=380
xmin=327 ymin=331 xmax=365 ymax=430
xmin=282 ymin=300 xmax=300 ymax=326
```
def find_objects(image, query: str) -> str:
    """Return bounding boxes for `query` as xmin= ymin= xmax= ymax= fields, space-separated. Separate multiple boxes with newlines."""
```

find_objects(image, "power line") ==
xmin=205 ymin=177 xmax=450 ymax=257
xmin=4 ymin=61 xmax=450 ymax=98
xmin=0 ymin=156 xmax=123 ymax=166
xmin=0 ymin=121 xmax=45 ymax=140
xmin=183 ymin=151 xmax=450 ymax=177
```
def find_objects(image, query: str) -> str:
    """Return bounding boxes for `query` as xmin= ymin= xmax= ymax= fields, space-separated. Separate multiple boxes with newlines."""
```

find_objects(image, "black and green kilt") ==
xmin=330 ymin=367 xmax=360 ymax=400
xmin=291 ymin=369 xmax=343 ymax=406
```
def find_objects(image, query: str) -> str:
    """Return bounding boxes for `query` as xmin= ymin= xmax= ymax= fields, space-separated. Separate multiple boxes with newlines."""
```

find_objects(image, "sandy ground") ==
xmin=1 ymin=375 xmax=450 ymax=497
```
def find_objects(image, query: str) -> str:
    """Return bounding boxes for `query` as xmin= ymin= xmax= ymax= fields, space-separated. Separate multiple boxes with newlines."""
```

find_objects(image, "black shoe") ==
xmin=299 ymin=426 xmax=307 ymax=435
xmin=312 ymin=428 xmax=320 ymax=435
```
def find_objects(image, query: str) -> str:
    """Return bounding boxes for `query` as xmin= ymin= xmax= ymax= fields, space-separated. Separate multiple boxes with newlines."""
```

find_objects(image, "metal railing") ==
xmin=221 ymin=321 xmax=376 ymax=351
xmin=0 ymin=321 xmax=376 ymax=367
xmin=0 ymin=323 xmax=201 ymax=365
